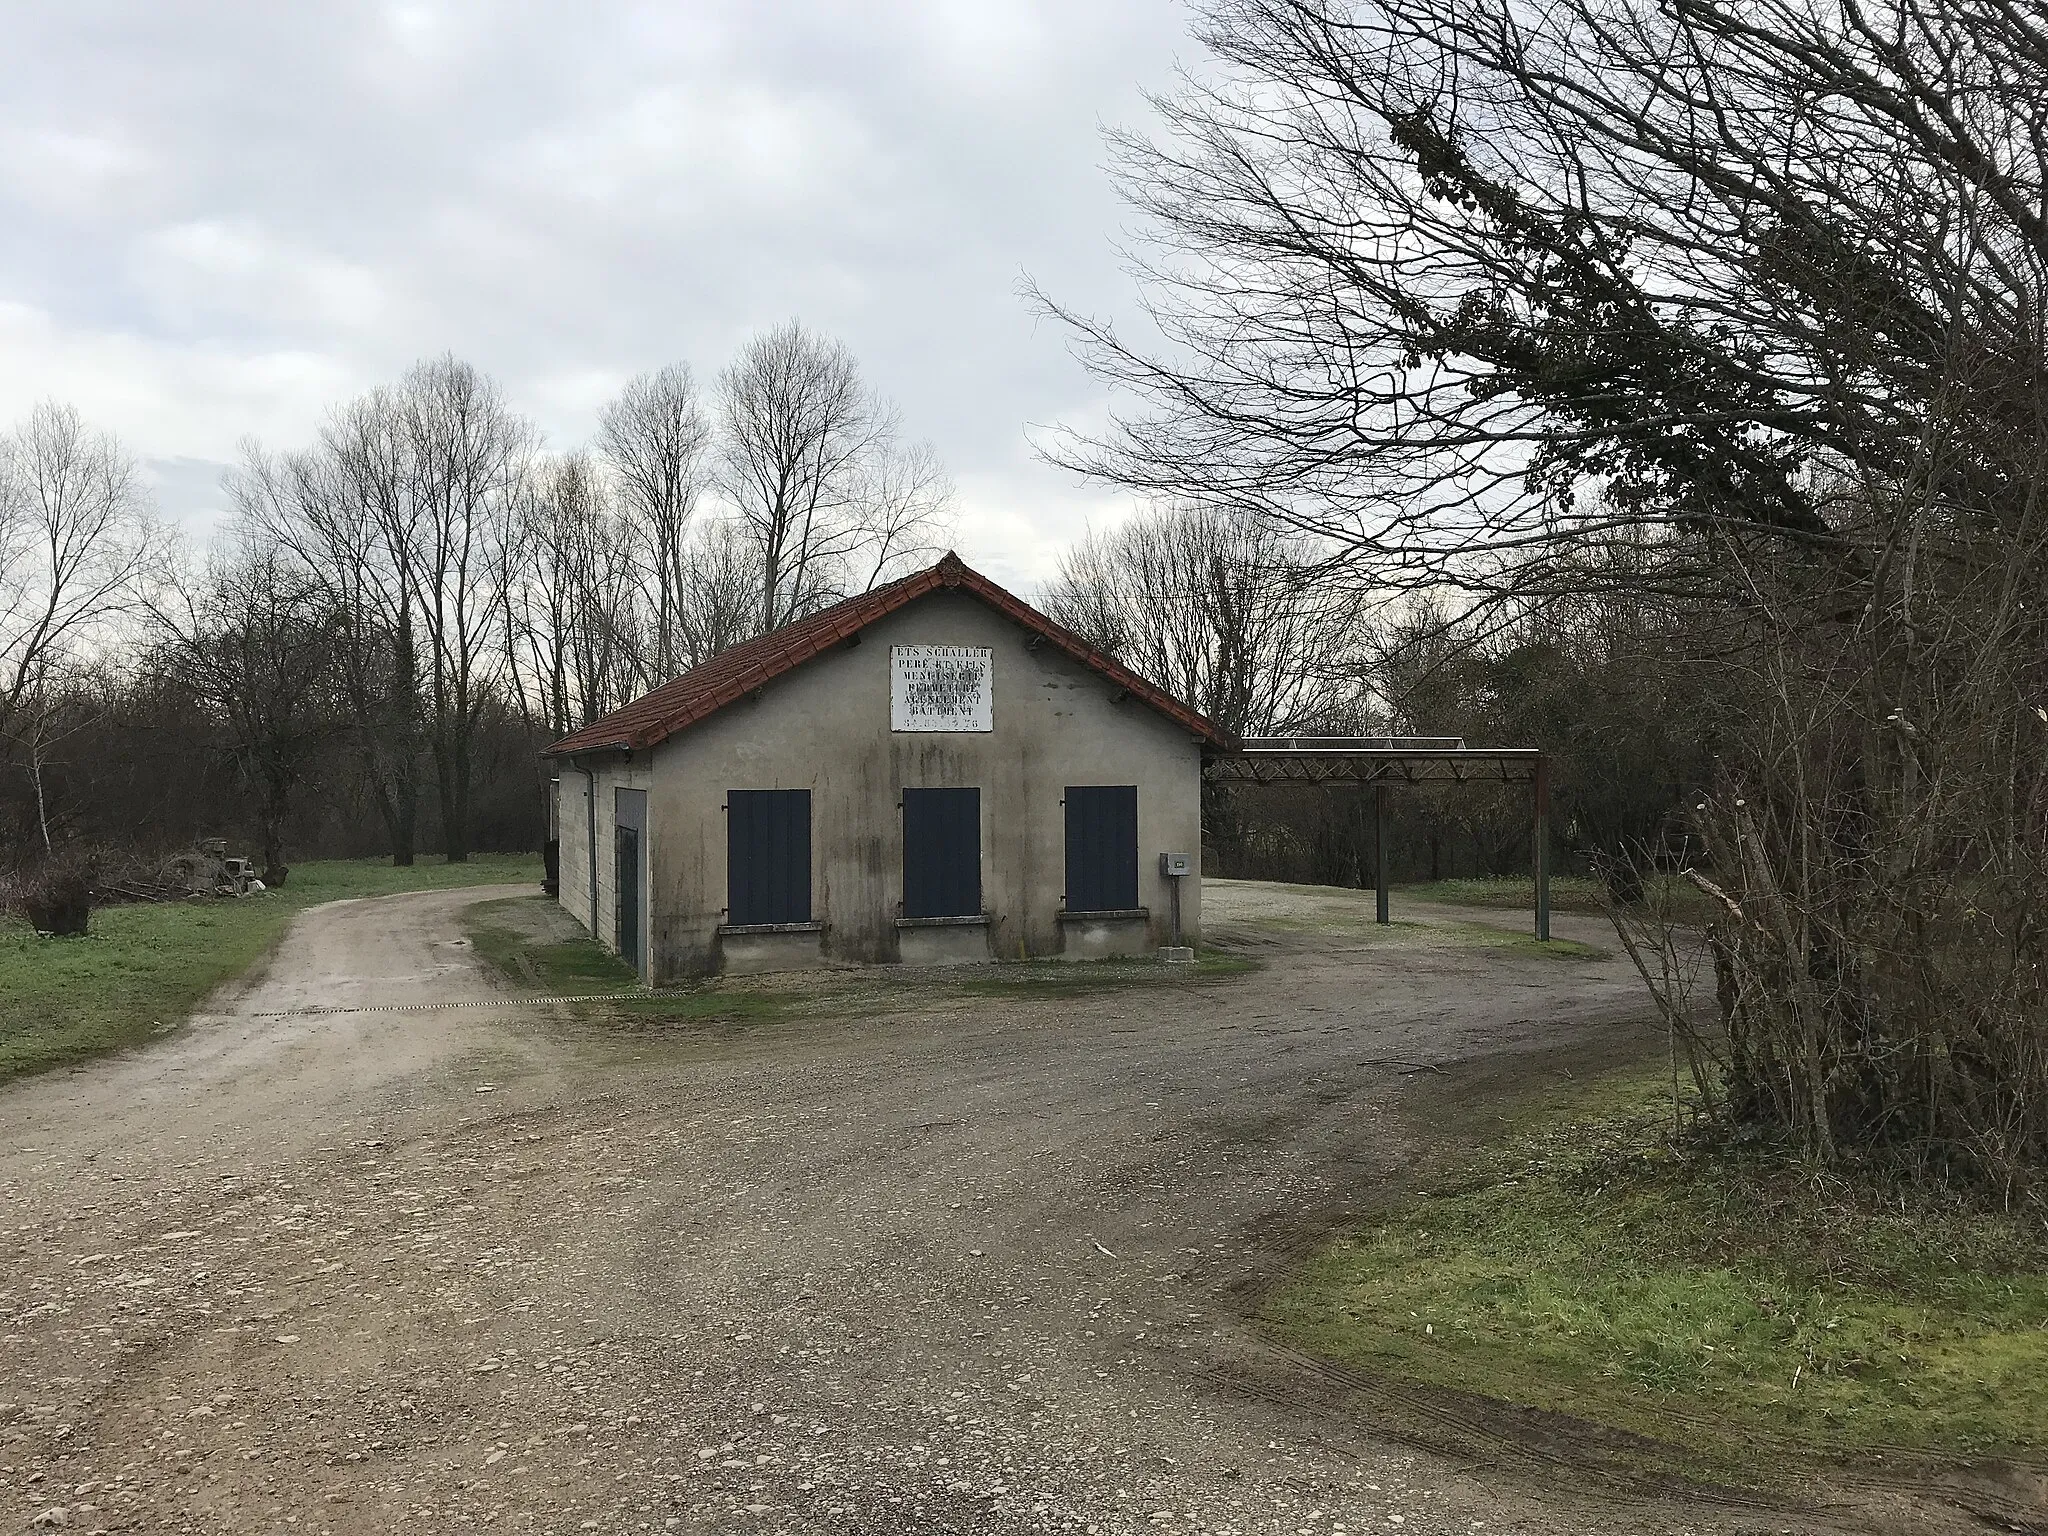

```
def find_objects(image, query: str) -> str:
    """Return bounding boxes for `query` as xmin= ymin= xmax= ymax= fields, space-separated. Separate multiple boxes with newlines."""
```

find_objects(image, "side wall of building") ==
xmin=552 ymin=755 xmax=655 ymax=977
xmin=641 ymin=591 xmax=1204 ymax=980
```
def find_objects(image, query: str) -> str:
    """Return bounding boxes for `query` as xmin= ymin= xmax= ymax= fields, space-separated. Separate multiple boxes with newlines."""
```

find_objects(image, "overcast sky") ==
xmin=0 ymin=1 xmax=1195 ymax=590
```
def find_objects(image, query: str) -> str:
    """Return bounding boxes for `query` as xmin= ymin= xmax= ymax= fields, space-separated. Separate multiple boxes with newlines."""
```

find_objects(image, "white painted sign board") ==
xmin=891 ymin=645 xmax=993 ymax=732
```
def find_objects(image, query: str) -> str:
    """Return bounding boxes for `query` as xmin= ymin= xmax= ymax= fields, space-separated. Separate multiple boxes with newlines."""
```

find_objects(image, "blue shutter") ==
xmin=727 ymin=789 xmax=811 ymax=924
xmin=903 ymin=787 xmax=981 ymax=918
xmin=1064 ymin=786 xmax=1139 ymax=911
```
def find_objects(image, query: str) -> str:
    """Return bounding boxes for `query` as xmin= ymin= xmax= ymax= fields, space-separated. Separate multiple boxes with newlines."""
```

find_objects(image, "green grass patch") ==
xmin=464 ymin=897 xmax=640 ymax=996
xmin=461 ymin=895 xmax=792 ymax=1028
xmin=1402 ymin=873 xmax=1715 ymax=925
xmin=952 ymin=946 xmax=1258 ymax=998
xmin=1239 ymin=909 xmax=1430 ymax=936
xmin=1400 ymin=874 xmax=1608 ymax=912
xmin=0 ymin=854 xmax=541 ymax=1083
xmin=1267 ymin=1074 xmax=2048 ymax=1470
xmin=1218 ymin=894 xmax=1603 ymax=959
xmin=1194 ymin=947 xmax=1260 ymax=977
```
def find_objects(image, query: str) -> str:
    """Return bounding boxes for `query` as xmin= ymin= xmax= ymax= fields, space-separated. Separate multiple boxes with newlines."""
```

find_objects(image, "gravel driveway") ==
xmin=0 ymin=880 xmax=1911 ymax=1534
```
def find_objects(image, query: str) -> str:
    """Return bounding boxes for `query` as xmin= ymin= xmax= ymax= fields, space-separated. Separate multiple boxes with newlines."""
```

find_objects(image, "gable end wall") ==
xmin=632 ymin=590 xmax=1201 ymax=978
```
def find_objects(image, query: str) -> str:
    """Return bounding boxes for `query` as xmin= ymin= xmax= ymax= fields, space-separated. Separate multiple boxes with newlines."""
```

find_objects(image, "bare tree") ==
xmin=598 ymin=365 xmax=711 ymax=685
xmin=1041 ymin=0 xmax=2048 ymax=1178
xmin=1036 ymin=0 xmax=2048 ymax=593
xmin=1045 ymin=505 xmax=1370 ymax=738
xmin=844 ymin=438 xmax=954 ymax=595
xmin=7 ymin=673 xmax=113 ymax=858
xmin=501 ymin=452 xmax=641 ymax=737
xmin=671 ymin=515 xmax=766 ymax=667
xmin=1049 ymin=505 xmax=1374 ymax=874
xmin=234 ymin=406 xmax=427 ymax=866
xmin=717 ymin=322 xmax=882 ymax=631
xmin=402 ymin=355 xmax=531 ymax=863
xmin=716 ymin=321 xmax=951 ymax=632
xmin=153 ymin=537 xmax=343 ymax=884
xmin=235 ymin=356 xmax=532 ymax=865
xmin=0 ymin=402 xmax=158 ymax=742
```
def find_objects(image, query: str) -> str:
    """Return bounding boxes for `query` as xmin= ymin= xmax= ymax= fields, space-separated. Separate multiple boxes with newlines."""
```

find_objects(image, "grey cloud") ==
xmin=2 ymin=1 xmax=1191 ymax=588
xmin=141 ymin=455 xmax=236 ymax=540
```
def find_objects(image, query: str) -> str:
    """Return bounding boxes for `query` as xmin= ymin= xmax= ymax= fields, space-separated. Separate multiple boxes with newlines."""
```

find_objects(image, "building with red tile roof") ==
xmin=548 ymin=552 xmax=1220 ymax=978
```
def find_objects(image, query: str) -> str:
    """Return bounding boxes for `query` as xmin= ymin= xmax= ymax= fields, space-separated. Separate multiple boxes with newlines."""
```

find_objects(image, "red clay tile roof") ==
xmin=543 ymin=551 xmax=1232 ymax=757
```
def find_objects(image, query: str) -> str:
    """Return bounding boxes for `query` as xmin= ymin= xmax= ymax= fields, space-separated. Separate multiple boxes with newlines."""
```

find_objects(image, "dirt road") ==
xmin=0 ymin=881 xmax=1927 ymax=1534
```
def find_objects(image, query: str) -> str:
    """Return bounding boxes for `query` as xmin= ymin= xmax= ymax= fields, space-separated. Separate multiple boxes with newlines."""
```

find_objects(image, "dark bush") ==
xmin=7 ymin=853 xmax=97 ymax=937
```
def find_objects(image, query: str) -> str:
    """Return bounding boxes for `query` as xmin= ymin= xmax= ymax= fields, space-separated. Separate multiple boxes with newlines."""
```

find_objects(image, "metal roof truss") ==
xmin=1201 ymin=741 xmax=1553 ymax=940
xmin=1205 ymin=747 xmax=1541 ymax=788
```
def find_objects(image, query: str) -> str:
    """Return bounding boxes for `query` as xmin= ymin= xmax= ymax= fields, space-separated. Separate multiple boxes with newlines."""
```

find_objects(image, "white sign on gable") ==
xmin=891 ymin=645 xmax=993 ymax=732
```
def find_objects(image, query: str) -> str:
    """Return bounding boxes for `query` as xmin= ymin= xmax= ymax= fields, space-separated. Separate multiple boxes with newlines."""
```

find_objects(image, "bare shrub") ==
xmin=1677 ymin=493 xmax=2048 ymax=1185
xmin=5 ymin=848 xmax=98 ymax=936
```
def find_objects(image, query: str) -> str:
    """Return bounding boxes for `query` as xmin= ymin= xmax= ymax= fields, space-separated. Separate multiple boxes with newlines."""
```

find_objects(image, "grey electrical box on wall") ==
xmin=1159 ymin=851 xmax=1193 ymax=878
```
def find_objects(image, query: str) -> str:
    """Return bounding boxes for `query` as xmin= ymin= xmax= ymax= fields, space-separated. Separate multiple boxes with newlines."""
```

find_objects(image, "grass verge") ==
xmin=461 ymin=896 xmax=791 ymax=1028
xmin=1400 ymin=874 xmax=1608 ymax=912
xmin=1266 ymin=1072 xmax=2048 ymax=1472
xmin=1212 ymin=885 xmax=1604 ymax=959
xmin=1401 ymin=873 xmax=1716 ymax=925
xmin=0 ymin=854 xmax=541 ymax=1084
xmin=464 ymin=897 xmax=640 ymax=996
xmin=463 ymin=895 xmax=1256 ymax=1016
xmin=951 ymin=947 xmax=1258 ymax=998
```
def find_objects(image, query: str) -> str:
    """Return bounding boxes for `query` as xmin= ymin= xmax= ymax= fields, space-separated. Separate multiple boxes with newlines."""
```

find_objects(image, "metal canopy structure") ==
xmin=1203 ymin=738 xmax=1552 ymax=940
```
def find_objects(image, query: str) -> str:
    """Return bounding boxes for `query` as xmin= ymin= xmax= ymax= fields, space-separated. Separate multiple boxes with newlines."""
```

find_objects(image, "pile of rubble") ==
xmin=142 ymin=842 xmax=268 ymax=900
xmin=6 ymin=841 xmax=274 ymax=936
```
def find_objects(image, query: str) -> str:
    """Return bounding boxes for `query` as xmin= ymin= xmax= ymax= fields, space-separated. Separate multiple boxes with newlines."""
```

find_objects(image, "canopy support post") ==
xmin=1533 ymin=753 xmax=1551 ymax=943
xmin=1375 ymin=781 xmax=1390 ymax=926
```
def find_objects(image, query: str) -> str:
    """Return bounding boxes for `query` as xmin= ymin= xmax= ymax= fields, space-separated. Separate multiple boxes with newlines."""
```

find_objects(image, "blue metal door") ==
xmin=726 ymin=789 xmax=811 ymax=924
xmin=1064 ymin=785 xmax=1139 ymax=911
xmin=903 ymin=787 xmax=980 ymax=918
xmin=615 ymin=825 xmax=641 ymax=970
xmin=615 ymin=787 xmax=647 ymax=973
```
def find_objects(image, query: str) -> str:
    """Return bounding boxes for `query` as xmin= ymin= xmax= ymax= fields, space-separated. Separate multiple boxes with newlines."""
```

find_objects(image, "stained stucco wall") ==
xmin=556 ymin=589 xmax=1204 ymax=981
xmin=552 ymin=756 xmax=653 ymax=978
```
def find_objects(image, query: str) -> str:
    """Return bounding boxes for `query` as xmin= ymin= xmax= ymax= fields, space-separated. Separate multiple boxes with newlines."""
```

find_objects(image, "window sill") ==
xmin=718 ymin=921 xmax=824 ymax=936
xmin=1056 ymin=908 xmax=1150 ymax=922
xmin=896 ymin=914 xmax=990 ymax=928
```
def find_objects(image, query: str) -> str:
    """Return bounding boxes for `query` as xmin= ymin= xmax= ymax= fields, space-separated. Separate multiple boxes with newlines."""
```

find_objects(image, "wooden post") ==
xmin=1375 ymin=780 xmax=1390 ymax=925
xmin=1533 ymin=753 xmax=1551 ymax=943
